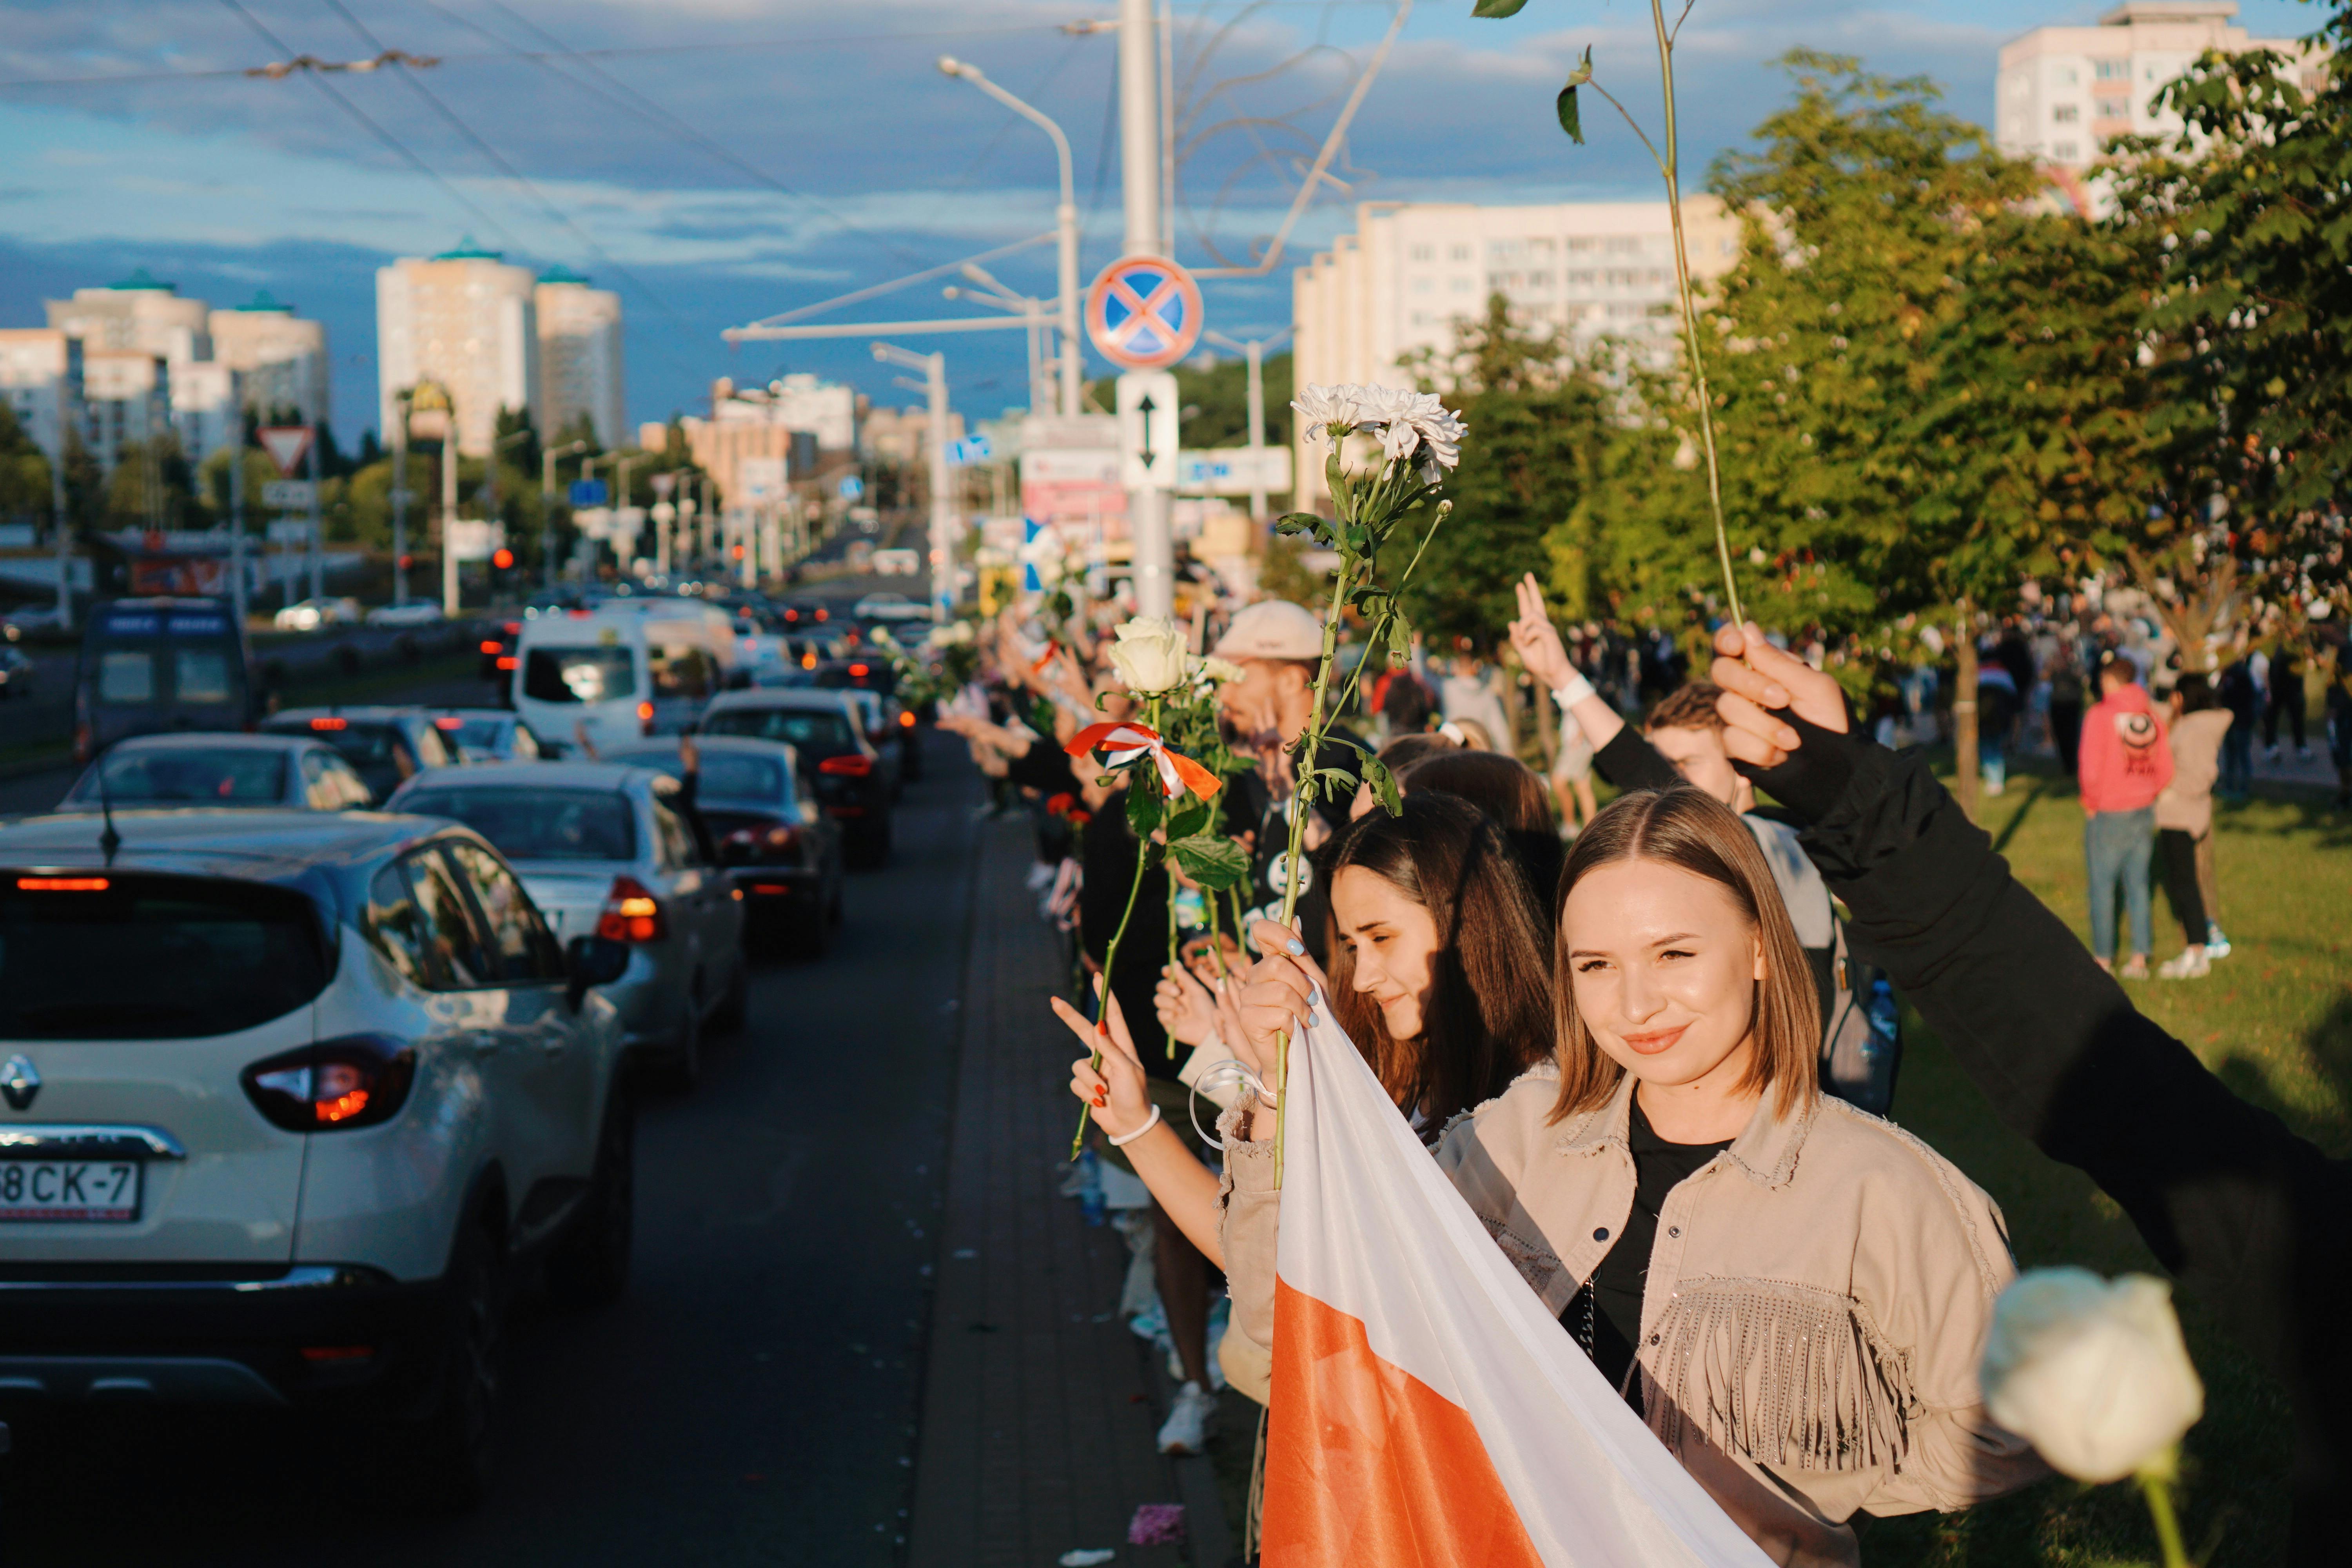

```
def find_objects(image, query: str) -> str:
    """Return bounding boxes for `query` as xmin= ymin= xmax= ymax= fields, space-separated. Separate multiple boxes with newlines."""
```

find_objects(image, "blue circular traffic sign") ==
xmin=1085 ymin=254 xmax=1204 ymax=371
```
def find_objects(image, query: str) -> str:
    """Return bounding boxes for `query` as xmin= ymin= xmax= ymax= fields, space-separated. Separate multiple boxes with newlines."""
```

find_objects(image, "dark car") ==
xmin=603 ymin=737 xmax=844 ymax=956
xmin=699 ymin=690 xmax=891 ymax=867
xmin=261 ymin=707 xmax=456 ymax=803
xmin=813 ymin=657 xmax=921 ymax=783
xmin=476 ymin=617 xmax=523 ymax=683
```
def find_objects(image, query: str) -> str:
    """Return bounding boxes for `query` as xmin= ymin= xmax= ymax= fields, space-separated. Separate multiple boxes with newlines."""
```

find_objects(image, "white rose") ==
xmin=1979 ymin=1267 xmax=2204 ymax=1484
xmin=1109 ymin=615 xmax=1193 ymax=695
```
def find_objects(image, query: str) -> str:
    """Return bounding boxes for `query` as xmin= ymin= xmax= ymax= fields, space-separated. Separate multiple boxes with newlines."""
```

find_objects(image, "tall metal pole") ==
xmin=541 ymin=444 xmax=559 ymax=592
xmin=441 ymin=413 xmax=460 ymax=618
xmin=1119 ymin=0 xmax=1172 ymax=617
xmin=390 ymin=406 xmax=410 ymax=609
xmin=305 ymin=419 xmax=324 ymax=602
xmin=49 ymin=421 xmax=72 ymax=633
xmin=1244 ymin=337 xmax=1268 ymax=521
xmin=228 ymin=432 xmax=248 ymax=625
xmin=928 ymin=352 xmax=953 ymax=623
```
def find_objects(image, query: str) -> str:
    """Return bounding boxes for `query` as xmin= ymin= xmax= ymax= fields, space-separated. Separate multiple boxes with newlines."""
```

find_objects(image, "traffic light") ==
xmin=492 ymin=547 xmax=515 ymax=571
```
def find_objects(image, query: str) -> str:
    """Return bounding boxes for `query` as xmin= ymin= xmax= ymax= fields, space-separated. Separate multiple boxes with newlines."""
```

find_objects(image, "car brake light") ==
xmin=16 ymin=877 xmax=109 ymax=891
xmin=310 ymin=716 xmax=348 ymax=731
xmin=848 ymin=662 xmax=869 ymax=678
xmin=241 ymin=1034 xmax=416 ymax=1132
xmin=898 ymin=710 xmax=916 ymax=728
xmin=479 ymin=640 xmax=502 ymax=655
xmin=815 ymin=608 xmax=828 ymax=621
xmin=637 ymin=700 xmax=655 ymax=733
xmin=497 ymin=656 xmax=518 ymax=671
xmin=503 ymin=621 xmax=521 ymax=636
xmin=801 ymin=652 xmax=817 ymax=669
xmin=596 ymin=875 xmax=666 ymax=942
xmin=434 ymin=716 xmax=465 ymax=730
xmin=818 ymin=753 xmax=873 ymax=778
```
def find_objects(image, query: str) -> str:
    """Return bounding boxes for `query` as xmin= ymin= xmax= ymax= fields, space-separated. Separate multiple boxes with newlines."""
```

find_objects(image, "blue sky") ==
xmin=0 ymin=0 xmax=2321 ymax=445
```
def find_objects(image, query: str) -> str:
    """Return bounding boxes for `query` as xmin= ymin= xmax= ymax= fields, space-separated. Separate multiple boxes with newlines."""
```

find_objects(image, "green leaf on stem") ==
xmin=1165 ymin=795 xmax=1211 ymax=843
xmin=1470 ymin=0 xmax=1528 ymax=16
xmin=1168 ymin=832 xmax=1250 ymax=890
xmin=1125 ymin=782 xmax=1163 ymax=840
xmin=1361 ymin=753 xmax=1402 ymax=817
xmin=1557 ymin=81 xmax=1585 ymax=145
xmin=1273 ymin=512 xmax=1321 ymax=537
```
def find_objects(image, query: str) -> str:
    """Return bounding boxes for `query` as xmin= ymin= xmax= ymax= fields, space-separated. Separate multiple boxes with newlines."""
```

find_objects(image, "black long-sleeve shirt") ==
xmin=1739 ymin=716 xmax=2352 ymax=1556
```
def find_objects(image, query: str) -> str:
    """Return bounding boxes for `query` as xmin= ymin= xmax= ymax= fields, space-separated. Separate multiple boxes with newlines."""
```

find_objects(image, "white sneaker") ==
xmin=2206 ymin=924 xmax=2232 ymax=959
xmin=1157 ymin=1380 xmax=1217 ymax=1455
xmin=2158 ymin=948 xmax=2210 ymax=980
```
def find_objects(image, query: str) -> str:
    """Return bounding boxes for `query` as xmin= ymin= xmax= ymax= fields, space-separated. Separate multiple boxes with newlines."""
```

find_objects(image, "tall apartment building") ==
xmin=376 ymin=240 xmax=541 ymax=456
xmin=45 ymin=269 xmax=212 ymax=365
xmin=0 ymin=330 xmax=83 ymax=466
xmin=169 ymin=361 xmax=244 ymax=466
xmin=1290 ymin=198 xmax=1741 ymax=507
xmin=81 ymin=350 xmax=170 ymax=475
xmin=209 ymin=290 xmax=330 ymax=426
xmin=1995 ymin=2 xmax=2316 ymax=174
xmin=535 ymin=267 xmax=626 ymax=448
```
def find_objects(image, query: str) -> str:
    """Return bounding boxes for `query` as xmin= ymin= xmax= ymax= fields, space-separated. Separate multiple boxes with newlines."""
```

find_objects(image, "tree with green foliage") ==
xmin=1400 ymin=294 xmax=1612 ymax=650
xmin=1172 ymin=350 xmax=1292 ymax=451
xmin=0 ymin=404 xmax=52 ymax=526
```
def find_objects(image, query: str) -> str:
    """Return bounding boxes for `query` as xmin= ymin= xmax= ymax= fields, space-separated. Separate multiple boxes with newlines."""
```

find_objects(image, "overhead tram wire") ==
xmin=212 ymin=0 xmax=524 ymax=251
xmin=454 ymin=0 xmax=943 ymax=275
xmin=314 ymin=0 xmax=695 ymax=332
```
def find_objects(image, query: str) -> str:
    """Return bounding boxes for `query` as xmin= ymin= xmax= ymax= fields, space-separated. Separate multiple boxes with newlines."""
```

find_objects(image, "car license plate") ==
xmin=0 ymin=1160 xmax=141 ymax=1221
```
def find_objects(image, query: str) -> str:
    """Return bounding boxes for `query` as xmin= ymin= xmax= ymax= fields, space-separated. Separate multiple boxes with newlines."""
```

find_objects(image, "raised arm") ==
xmin=1508 ymin=573 xmax=1680 ymax=792
xmin=1708 ymin=624 xmax=2352 ymax=1403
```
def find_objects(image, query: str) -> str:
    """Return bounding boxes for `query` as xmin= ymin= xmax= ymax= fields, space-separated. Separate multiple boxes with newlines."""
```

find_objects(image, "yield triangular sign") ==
xmin=259 ymin=425 xmax=313 ymax=478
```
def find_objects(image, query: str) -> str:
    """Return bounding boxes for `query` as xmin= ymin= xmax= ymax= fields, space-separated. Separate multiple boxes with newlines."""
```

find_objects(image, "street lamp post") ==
xmin=873 ymin=341 xmax=955 ymax=622
xmin=1205 ymin=327 xmax=1292 ymax=521
xmin=938 ymin=56 xmax=1080 ymax=419
xmin=543 ymin=437 xmax=590 ymax=591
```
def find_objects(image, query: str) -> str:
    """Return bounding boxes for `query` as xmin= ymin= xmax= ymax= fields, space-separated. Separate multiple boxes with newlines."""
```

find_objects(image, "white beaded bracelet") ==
xmin=1106 ymin=1104 xmax=1163 ymax=1146
xmin=1552 ymin=669 xmax=1598 ymax=709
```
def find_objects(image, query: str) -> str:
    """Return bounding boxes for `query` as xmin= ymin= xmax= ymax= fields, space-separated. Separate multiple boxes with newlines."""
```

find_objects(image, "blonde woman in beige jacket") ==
xmin=1157 ymin=787 xmax=2044 ymax=1566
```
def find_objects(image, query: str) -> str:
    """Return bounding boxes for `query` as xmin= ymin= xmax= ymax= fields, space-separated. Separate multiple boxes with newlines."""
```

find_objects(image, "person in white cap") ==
xmin=1209 ymin=599 xmax=1365 ymax=951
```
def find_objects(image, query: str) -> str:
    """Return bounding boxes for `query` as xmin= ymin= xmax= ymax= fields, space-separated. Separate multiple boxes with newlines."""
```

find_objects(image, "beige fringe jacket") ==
xmin=1216 ymin=1065 xmax=2048 ymax=1567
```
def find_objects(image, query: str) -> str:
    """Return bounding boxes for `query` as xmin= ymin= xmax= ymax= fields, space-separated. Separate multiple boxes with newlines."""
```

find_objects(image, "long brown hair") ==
xmin=1548 ymin=786 xmax=1820 ymax=1123
xmin=1397 ymin=749 xmax=1553 ymax=832
xmin=1322 ymin=792 xmax=1552 ymax=1127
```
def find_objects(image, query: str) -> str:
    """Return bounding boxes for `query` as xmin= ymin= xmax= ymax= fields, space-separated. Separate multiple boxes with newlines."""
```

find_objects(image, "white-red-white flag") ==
xmin=1264 ymin=1002 xmax=1773 ymax=1566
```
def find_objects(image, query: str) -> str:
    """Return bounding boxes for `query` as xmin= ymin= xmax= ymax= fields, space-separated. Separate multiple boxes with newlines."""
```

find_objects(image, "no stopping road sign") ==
xmin=1085 ymin=254 xmax=1204 ymax=371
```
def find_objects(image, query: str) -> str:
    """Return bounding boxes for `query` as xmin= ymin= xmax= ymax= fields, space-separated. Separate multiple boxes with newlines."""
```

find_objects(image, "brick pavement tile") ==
xmin=908 ymin=815 xmax=1224 ymax=1568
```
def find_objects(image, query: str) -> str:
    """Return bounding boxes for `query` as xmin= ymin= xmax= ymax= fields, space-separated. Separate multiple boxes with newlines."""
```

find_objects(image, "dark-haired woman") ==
xmin=1052 ymin=793 xmax=1554 ymax=1392
xmin=1389 ymin=746 xmax=1564 ymax=910
xmin=1209 ymin=786 xmax=2045 ymax=1565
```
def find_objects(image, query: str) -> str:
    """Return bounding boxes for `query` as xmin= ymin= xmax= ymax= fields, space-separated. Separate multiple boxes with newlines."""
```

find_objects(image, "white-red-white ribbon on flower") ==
xmin=1064 ymin=721 xmax=1223 ymax=802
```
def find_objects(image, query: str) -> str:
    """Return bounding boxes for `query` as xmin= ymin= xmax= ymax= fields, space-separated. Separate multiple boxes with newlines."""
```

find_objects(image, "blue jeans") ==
xmin=2085 ymin=808 xmax=2156 ymax=960
xmin=1981 ymin=729 xmax=2007 ymax=791
xmin=2220 ymin=718 xmax=2254 ymax=799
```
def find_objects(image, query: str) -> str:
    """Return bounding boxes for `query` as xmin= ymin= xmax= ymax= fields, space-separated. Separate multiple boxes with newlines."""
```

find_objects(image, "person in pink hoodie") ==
xmin=2078 ymin=650 xmax=2175 ymax=977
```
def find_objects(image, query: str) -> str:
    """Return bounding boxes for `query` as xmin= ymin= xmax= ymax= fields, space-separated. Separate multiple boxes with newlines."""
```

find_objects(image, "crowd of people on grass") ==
xmin=931 ymin=563 xmax=2352 ymax=1566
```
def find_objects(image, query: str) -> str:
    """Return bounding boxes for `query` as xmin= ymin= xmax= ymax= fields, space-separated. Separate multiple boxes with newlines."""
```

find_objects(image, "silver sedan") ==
xmin=58 ymin=732 xmax=374 ymax=813
xmin=386 ymin=761 xmax=748 ymax=1088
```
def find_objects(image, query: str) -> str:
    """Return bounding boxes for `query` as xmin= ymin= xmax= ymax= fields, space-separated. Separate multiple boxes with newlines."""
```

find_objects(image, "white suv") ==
xmin=0 ymin=808 xmax=634 ymax=1508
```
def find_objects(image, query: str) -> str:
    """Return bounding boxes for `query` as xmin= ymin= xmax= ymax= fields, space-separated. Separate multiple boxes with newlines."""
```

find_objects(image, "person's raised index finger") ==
xmin=1710 ymin=646 xmax=1791 ymax=714
xmin=1715 ymin=688 xmax=1801 ymax=755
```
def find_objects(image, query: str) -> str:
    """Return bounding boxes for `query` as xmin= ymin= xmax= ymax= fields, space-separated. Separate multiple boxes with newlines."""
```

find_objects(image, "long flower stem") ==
xmin=1269 ymin=562 xmax=1358 ymax=1188
xmin=2137 ymin=1470 xmax=2191 ymax=1568
xmin=1070 ymin=695 xmax=1165 ymax=1158
xmin=1646 ymin=0 xmax=1743 ymax=630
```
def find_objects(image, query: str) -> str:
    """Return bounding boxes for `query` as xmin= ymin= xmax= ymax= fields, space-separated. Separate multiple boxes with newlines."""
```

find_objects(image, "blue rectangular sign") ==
xmin=569 ymin=479 xmax=609 ymax=507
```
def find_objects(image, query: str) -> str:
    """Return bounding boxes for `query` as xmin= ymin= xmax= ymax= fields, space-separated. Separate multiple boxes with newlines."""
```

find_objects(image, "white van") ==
xmin=513 ymin=606 xmax=736 ymax=755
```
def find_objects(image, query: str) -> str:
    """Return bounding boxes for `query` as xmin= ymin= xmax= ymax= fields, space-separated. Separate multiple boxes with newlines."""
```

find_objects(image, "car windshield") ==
xmin=704 ymin=706 xmax=853 ymax=753
xmin=274 ymin=720 xmax=404 ymax=770
xmin=524 ymin=646 xmax=637 ymax=703
xmin=0 ymin=873 xmax=330 ymax=1038
xmin=446 ymin=718 xmax=508 ymax=754
xmin=397 ymin=787 xmax=637 ymax=862
xmin=77 ymin=748 xmax=286 ymax=805
xmin=612 ymin=750 xmax=784 ymax=800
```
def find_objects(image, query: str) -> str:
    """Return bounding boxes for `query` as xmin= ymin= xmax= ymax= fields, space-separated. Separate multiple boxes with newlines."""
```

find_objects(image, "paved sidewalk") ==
xmin=909 ymin=813 xmax=1232 ymax=1568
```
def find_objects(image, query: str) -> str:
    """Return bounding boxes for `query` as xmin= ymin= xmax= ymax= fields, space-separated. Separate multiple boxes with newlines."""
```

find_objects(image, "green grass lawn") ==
xmin=1861 ymin=760 xmax=2349 ymax=1566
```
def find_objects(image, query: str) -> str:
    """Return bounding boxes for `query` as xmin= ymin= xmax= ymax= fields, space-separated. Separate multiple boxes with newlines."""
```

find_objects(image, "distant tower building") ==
xmin=535 ymin=266 xmax=625 ymax=448
xmin=168 ymin=361 xmax=244 ymax=466
xmin=376 ymin=239 xmax=540 ymax=455
xmin=80 ymin=350 xmax=171 ymax=475
xmin=45 ymin=268 xmax=212 ymax=365
xmin=209 ymin=290 xmax=330 ymax=427
xmin=1995 ymin=2 xmax=2317 ymax=176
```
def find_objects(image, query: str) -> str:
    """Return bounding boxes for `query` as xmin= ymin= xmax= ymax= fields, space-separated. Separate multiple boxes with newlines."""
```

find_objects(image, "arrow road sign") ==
xmin=258 ymin=425 xmax=313 ymax=479
xmin=1086 ymin=255 xmax=1204 ymax=372
xmin=1116 ymin=371 xmax=1180 ymax=492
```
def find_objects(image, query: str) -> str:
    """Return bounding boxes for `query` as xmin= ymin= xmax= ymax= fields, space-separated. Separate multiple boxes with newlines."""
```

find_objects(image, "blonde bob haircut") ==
xmin=1549 ymin=785 xmax=1821 ymax=1124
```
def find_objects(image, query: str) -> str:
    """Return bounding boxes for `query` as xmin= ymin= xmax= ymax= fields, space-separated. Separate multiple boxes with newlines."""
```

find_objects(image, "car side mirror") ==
xmin=565 ymin=935 xmax=630 ymax=1012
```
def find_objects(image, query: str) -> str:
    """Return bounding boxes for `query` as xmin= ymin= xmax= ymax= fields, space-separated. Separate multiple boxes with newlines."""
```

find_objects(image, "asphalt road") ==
xmin=0 ymin=728 xmax=977 ymax=1567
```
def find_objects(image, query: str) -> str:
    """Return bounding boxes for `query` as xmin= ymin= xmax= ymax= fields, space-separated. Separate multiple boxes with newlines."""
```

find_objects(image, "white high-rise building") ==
xmin=0 ymin=330 xmax=83 ymax=466
xmin=376 ymin=240 xmax=541 ymax=456
xmin=81 ymin=350 xmax=170 ymax=475
xmin=45 ymin=269 xmax=212 ymax=367
xmin=209 ymin=290 xmax=330 ymax=427
xmin=1995 ymin=2 xmax=2318 ymax=175
xmin=535 ymin=267 xmax=626 ymax=449
xmin=170 ymin=360 xmax=244 ymax=466
xmin=1291 ymin=198 xmax=1742 ymax=508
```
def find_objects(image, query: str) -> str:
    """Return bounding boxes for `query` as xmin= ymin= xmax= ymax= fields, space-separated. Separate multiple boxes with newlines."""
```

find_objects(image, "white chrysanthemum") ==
xmin=1392 ymin=389 xmax=1467 ymax=474
xmin=1292 ymin=383 xmax=1382 ymax=443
